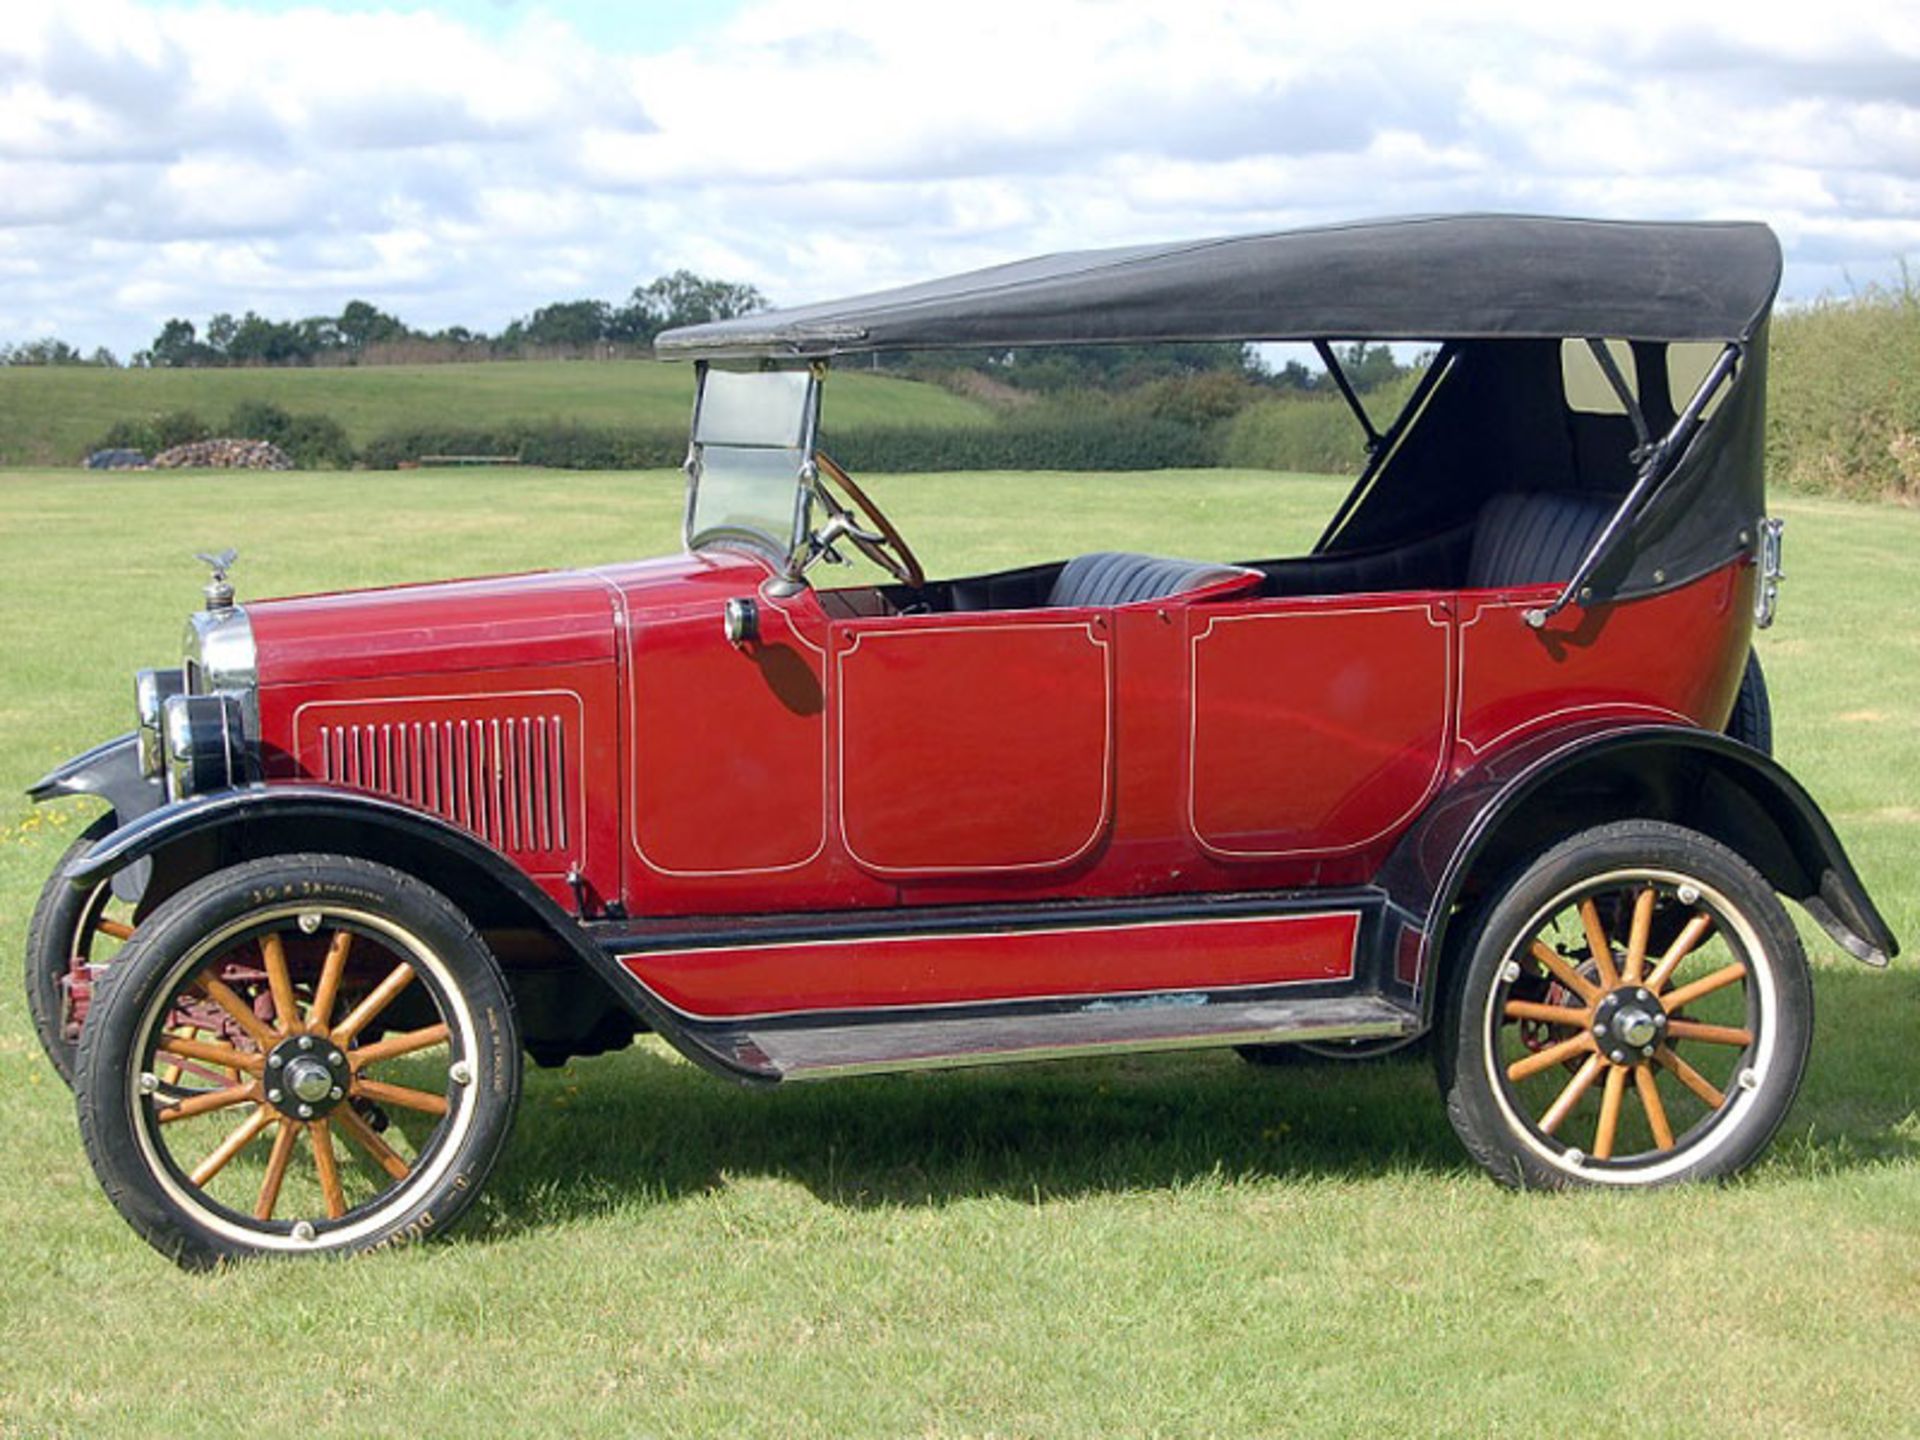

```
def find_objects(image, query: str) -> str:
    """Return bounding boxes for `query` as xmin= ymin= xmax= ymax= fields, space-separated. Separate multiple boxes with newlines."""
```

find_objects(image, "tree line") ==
xmin=0 ymin=338 xmax=123 ymax=368
xmin=5 ymin=257 xmax=1416 ymax=399
xmin=0 ymin=271 xmax=769 ymax=370
xmin=139 ymin=271 xmax=769 ymax=367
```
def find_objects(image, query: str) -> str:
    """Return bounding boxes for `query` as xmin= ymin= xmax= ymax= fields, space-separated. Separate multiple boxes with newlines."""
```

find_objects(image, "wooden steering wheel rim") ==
xmin=812 ymin=451 xmax=926 ymax=589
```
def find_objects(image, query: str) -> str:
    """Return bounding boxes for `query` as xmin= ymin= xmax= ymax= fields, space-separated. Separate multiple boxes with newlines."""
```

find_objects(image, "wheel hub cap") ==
xmin=264 ymin=1036 xmax=351 ymax=1119
xmin=286 ymin=1058 xmax=333 ymax=1103
xmin=1593 ymin=986 xmax=1664 ymax=1065
xmin=1616 ymin=1007 xmax=1658 ymax=1048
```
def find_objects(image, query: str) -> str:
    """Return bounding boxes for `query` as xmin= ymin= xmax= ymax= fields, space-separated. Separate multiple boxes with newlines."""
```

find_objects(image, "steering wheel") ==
xmin=809 ymin=451 xmax=926 ymax=589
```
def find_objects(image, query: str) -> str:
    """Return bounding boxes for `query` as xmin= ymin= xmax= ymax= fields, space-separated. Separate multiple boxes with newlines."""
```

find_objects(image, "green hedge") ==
xmin=361 ymin=413 xmax=1217 ymax=472
xmin=225 ymin=402 xmax=356 ymax=469
xmin=360 ymin=423 xmax=685 ymax=470
xmin=93 ymin=410 xmax=213 ymax=457
xmin=1219 ymin=375 xmax=1423 ymax=475
xmin=82 ymin=380 xmax=1374 ymax=476
xmin=1221 ymin=396 xmax=1366 ymax=475
xmin=825 ymin=413 xmax=1218 ymax=472
xmin=90 ymin=403 xmax=353 ymax=468
xmin=1768 ymin=287 xmax=1920 ymax=502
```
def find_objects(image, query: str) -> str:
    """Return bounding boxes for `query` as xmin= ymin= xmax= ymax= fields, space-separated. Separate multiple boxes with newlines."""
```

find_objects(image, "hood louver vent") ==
xmin=312 ymin=713 xmax=571 ymax=857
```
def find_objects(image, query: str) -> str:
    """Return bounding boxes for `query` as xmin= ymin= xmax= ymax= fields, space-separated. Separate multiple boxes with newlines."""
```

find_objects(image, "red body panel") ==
xmin=629 ymin=587 xmax=826 ymax=877
xmin=1452 ymin=565 xmax=1753 ymax=766
xmin=251 ymin=570 xmax=616 ymax=684
xmin=624 ymin=909 xmax=1359 ymax=1020
xmin=250 ymin=542 xmax=1754 ymax=1013
xmin=611 ymin=554 xmax=896 ymax=913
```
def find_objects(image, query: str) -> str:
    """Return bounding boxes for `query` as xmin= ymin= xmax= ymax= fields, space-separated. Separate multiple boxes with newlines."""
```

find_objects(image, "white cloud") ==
xmin=1 ymin=0 xmax=1917 ymax=353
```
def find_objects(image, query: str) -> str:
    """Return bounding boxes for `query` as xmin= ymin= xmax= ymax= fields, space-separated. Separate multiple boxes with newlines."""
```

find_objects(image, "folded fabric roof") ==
xmin=655 ymin=214 xmax=1782 ymax=362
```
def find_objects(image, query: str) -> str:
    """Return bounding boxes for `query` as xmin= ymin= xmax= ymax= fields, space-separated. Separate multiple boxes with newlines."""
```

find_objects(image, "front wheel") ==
xmin=1438 ymin=820 xmax=1810 ymax=1189
xmin=76 ymin=854 xmax=520 ymax=1267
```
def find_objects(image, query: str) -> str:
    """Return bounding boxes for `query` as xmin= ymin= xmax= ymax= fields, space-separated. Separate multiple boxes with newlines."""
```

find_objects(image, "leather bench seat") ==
xmin=1046 ymin=552 xmax=1252 ymax=608
xmin=1465 ymin=491 xmax=1615 ymax=588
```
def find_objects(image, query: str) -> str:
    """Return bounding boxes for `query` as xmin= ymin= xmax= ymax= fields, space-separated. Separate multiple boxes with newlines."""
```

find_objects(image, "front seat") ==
xmin=1047 ymin=552 xmax=1251 ymax=608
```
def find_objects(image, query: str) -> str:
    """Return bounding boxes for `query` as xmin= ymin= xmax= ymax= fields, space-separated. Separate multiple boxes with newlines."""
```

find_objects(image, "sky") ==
xmin=2 ymin=0 xmax=1918 ymax=357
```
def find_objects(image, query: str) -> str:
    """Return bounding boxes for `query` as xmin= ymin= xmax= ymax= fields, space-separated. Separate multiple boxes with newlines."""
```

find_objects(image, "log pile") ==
xmin=149 ymin=438 xmax=294 ymax=470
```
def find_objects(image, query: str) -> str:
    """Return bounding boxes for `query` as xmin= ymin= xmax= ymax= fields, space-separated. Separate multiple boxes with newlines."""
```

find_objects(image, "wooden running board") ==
xmin=719 ymin=995 xmax=1417 ymax=1082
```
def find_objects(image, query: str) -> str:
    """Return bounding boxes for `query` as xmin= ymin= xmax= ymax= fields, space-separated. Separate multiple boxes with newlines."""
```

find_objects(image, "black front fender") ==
xmin=70 ymin=782 xmax=520 ymax=892
xmin=1378 ymin=721 xmax=1899 ymax=1022
xmin=30 ymin=733 xmax=165 ymax=902
xmin=65 ymin=783 xmax=773 ymax=1086
xmin=28 ymin=732 xmax=164 ymax=820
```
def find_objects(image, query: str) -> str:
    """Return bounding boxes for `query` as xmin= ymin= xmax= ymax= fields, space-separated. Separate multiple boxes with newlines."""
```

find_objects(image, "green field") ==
xmin=1 ymin=469 xmax=1915 ymax=1437
xmin=0 ymin=360 xmax=996 ymax=467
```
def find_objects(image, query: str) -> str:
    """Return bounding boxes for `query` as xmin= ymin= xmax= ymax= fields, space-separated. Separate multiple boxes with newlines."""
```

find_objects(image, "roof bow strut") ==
xmin=1584 ymin=338 xmax=1652 ymax=458
xmin=1522 ymin=342 xmax=1742 ymax=630
xmin=1313 ymin=340 xmax=1384 ymax=454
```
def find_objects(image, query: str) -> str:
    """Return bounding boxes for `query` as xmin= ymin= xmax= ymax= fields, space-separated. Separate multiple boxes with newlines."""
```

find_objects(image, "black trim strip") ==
xmin=592 ymin=886 xmax=1387 ymax=956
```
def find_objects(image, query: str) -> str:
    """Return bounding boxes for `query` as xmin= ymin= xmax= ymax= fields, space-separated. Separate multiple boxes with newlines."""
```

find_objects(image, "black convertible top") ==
xmin=655 ymin=215 xmax=1782 ymax=361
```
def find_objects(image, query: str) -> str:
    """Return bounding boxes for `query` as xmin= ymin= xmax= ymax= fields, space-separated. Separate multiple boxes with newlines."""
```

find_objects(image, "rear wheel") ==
xmin=1725 ymin=650 xmax=1772 ymax=754
xmin=1438 ymin=820 xmax=1810 ymax=1189
xmin=76 ymin=854 xmax=520 ymax=1267
xmin=1236 ymin=1033 xmax=1426 ymax=1066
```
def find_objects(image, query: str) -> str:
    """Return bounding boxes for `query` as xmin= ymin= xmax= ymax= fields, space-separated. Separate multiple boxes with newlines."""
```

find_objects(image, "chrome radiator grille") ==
xmin=313 ymin=715 xmax=571 ymax=854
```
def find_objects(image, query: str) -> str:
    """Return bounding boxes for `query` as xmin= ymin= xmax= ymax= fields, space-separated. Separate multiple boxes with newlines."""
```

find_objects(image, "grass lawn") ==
xmin=0 ymin=468 xmax=1915 ymax=1438
xmin=0 ymin=360 xmax=994 ymax=466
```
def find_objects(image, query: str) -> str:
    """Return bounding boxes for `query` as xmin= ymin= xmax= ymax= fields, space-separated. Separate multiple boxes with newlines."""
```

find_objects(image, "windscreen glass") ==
xmin=687 ymin=368 xmax=815 ymax=556
xmin=695 ymin=368 xmax=811 ymax=446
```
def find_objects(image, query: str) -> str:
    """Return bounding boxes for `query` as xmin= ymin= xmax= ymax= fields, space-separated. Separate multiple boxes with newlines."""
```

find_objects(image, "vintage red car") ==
xmin=28 ymin=215 xmax=1898 ymax=1266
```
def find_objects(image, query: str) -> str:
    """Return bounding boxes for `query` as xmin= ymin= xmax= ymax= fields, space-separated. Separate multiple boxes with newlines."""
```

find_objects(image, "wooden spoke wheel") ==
xmin=1439 ymin=821 xmax=1811 ymax=1189
xmin=25 ymin=812 xmax=139 ymax=1087
xmin=76 ymin=855 xmax=520 ymax=1268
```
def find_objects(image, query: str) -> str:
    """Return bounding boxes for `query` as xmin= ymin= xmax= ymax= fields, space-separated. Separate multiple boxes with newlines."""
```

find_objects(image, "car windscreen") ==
xmin=686 ymin=367 xmax=816 ymax=557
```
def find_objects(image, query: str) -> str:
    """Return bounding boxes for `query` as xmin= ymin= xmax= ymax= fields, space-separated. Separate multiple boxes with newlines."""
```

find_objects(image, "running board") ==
xmin=714 ymin=994 xmax=1417 ymax=1082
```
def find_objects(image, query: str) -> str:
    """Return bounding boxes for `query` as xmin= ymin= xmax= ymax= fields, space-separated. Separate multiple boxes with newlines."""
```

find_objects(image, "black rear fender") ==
xmin=1380 ymin=722 xmax=1898 ymax=1026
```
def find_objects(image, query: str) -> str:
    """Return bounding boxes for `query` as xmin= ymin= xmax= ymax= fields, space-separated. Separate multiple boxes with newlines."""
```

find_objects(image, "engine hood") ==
xmin=251 ymin=551 xmax=772 ymax=685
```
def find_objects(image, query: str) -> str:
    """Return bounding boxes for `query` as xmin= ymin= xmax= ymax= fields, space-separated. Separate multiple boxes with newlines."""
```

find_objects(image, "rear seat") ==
xmin=1038 ymin=494 xmax=1614 ymax=611
xmin=1465 ymin=492 xmax=1617 ymax=588
xmin=1046 ymin=552 xmax=1253 ymax=608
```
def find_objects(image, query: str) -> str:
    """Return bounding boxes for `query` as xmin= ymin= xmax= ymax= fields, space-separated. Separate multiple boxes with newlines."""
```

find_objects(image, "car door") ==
xmin=830 ymin=606 xmax=1115 ymax=878
xmin=1185 ymin=593 xmax=1454 ymax=863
